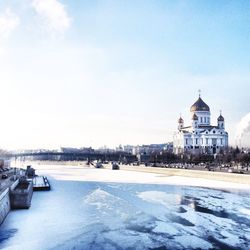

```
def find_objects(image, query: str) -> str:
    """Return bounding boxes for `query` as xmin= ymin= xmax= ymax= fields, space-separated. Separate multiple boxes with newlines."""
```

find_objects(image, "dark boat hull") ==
xmin=10 ymin=181 xmax=33 ymax=209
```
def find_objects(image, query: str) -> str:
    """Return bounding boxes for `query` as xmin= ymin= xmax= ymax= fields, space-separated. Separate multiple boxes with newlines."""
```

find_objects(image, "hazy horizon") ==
xmin=1 ymin=0 xmax=250 ymax=150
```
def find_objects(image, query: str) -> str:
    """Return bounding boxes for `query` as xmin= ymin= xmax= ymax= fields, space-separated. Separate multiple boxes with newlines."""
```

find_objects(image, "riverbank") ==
xmin=25 ymin=162 xmax=250 ymax=191
xmin=119 ymin=165 xmax=250 ymax=186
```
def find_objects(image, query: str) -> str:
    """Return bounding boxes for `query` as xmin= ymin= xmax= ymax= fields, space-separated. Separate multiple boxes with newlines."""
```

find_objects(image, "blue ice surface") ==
xmin=0 ymin=178 xmax=250 ymax=250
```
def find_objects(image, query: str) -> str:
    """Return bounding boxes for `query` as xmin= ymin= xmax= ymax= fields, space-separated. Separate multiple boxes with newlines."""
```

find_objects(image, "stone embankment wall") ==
xmin=0 ymin=180 xmax=19 ymax=225
xmin=0 ymin=188 xmax=10 ymax=225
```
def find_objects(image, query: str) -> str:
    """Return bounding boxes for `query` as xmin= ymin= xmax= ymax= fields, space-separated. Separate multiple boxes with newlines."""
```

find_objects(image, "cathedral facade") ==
xmin=173 ymin=94 xmax=228 ymax=155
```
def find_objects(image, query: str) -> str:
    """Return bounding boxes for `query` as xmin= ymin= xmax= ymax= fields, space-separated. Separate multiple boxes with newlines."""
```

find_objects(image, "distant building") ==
xmin=132 ymin=143 xmax=172 ymax=156
xmin=122 ymin=145 xmax=134 ymax=154
xmin=97 ymin=146 xmax=116 ymax=154
xmin=173 ymin=94 xmax=228 ymax=155
xmin=60 ymin=147 xmax=94 ymax=153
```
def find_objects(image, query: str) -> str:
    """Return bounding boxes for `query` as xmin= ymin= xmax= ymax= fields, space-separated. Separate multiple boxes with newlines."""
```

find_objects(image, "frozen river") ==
xmin=0 ymin=164 xmax=250 ymax=249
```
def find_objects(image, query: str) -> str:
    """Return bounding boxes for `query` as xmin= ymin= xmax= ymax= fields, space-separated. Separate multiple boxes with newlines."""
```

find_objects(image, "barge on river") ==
xmin=10 ymin=178 xmax=33 ymax=209
xmin=33 ymin=176 xmax=51 ymax=191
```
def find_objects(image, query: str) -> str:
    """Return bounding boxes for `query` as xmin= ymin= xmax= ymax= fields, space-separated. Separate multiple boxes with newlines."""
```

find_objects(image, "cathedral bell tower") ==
xmin=178 ymin=116 xmax=184 ymax=130
xmin=217 ymin=111 xmax=225 ymax=129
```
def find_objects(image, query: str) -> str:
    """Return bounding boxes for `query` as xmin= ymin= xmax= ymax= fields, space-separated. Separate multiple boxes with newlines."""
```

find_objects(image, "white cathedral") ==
xmin=173 ymin=94 xmax=228 ymax=155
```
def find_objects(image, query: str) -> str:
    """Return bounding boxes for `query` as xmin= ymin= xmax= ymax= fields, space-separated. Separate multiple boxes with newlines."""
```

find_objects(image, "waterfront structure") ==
xmin=60 ymin=147 xmax=94 ymax=154
xmin=130 ymin=143 xmax=173 ymax=156
xmin=173 ymin=93 xmax=228 ymax=155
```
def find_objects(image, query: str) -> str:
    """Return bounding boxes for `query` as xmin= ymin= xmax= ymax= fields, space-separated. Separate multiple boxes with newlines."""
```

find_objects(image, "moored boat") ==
xmin=33 ymin=176 xmax=51 ymax=191
xmin=10 ymin=178 xmax=33 ymax=209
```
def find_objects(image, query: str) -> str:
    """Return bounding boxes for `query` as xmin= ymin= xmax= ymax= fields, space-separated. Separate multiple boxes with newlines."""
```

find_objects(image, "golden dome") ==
xmin=190 ymin=97 xmax=210 ymax=112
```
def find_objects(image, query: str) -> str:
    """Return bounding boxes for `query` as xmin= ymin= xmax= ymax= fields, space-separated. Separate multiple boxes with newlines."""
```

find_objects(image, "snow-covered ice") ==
xmin=0 ymin=164 xmax=250 ymax=250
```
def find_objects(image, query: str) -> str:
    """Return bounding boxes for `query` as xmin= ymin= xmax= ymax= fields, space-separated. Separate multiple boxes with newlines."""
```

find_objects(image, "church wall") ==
xmin=173 ymin=127 xmax=228 ymax=155
xmin=191 ymin=111 xmax=211 ymax=125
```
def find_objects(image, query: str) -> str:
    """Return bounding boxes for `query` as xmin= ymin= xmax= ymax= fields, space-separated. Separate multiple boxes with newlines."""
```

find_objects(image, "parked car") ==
xmin=95 ymin=162 xmax=103 ymax=168
xmin=2 ymin=174 xmax=8 ymax=179
xmin=112 ymin=163 xmax=120 ymax=170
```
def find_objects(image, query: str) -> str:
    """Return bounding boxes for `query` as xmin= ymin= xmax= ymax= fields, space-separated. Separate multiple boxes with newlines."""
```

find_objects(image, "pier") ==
xmin=0 ymin=165 xmax=50 ymax=225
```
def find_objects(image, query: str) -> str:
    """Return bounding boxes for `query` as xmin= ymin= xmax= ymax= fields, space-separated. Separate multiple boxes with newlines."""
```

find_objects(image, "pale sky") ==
xmin=0 ymin=0 xmax=250 ymax=150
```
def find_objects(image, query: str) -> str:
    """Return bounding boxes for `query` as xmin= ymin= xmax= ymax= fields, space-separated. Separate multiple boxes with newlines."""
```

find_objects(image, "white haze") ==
xmin=235 ymin=113 xmax=250 ymax=146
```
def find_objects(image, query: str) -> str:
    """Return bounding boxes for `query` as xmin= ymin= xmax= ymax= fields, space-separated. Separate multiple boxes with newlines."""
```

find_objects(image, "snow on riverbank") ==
xmin=33 ymin=163 xmax=250 ymax=190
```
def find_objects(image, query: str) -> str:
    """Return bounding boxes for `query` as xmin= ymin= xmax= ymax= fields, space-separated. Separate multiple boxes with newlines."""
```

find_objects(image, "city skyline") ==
xmin=0 ymin=0 xmax=250 ymax=149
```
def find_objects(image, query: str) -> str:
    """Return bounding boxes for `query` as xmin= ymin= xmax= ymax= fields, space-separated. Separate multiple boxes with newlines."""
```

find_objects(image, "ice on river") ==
xmin=0 ymin=164 xmax=250 ymax=250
